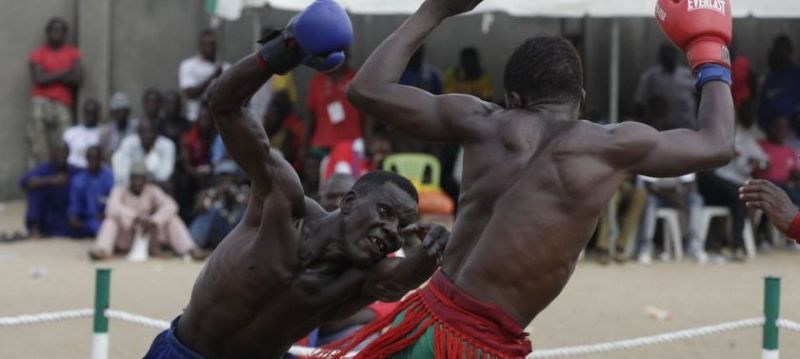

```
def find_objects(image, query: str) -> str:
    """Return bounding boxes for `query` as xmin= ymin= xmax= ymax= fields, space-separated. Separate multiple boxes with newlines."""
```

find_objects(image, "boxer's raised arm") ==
xmin=613 ymin=82 xmax=735 ymax=177
xmin=348 ymin=0 xmax=494 ymax=143
xmin=208 ymin=54 xmax=304 ymax=204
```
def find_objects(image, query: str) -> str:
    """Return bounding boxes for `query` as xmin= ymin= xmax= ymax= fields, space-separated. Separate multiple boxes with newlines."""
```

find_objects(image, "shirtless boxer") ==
xmin=143 ymin=1 xmax=448 ymax=358
xmin=319 ymin=0 xmax=735 ymax=357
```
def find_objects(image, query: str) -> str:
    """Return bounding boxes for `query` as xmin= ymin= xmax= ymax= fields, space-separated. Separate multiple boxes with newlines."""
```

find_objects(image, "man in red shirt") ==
xmin=755 ymin=115 xmax=800 ymax=203
xmin=302 ymin=56 xmax=367 ymax=161
xmin=28 ymin=17 xmax=83 ymax=169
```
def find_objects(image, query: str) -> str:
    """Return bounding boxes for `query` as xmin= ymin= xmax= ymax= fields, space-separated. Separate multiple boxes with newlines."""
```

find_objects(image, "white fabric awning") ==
xmin=262 ymin=0 xmax=800 ymax=18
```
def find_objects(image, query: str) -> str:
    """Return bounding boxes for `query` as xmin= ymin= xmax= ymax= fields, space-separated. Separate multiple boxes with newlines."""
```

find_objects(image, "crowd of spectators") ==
xmin=10 ymin=17 xmax=800 ymax=267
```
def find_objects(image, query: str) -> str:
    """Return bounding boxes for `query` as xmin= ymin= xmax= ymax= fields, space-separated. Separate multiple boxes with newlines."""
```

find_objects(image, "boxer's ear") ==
xmin=579 ymin=89 xmax=587 ymax=115
xmin=340 ymin=190 xmax=357 ymax=214
xmin=507 ymin=91 xmax=524 ymax=109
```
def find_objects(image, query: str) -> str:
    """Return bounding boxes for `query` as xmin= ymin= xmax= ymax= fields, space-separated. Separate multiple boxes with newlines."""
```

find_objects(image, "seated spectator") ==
xmin=63 ymin=98 xmax=102 ymax=167
xmin=138 ymin=88 xmax=164 ymax=125
xmin=189 ymin=161 xmax=248 ymax=249
xmin=89 ymin=162 xmax=204 ymax=260
xmin=160 ymin=90 xmax=191 ymax=146
xmin=595 ymin=175 xmax=648 ymax=264
xmin=758 ymin=35 xmax=800 ymax=130
xmin=19 ymin=142 xmax=78 ymax=238
xmin=322 ymin=134 xmax=394 ymax=182
xmin=698 ymin=100 xmax=768 ymax=260
xmin=175 ymin=103 xmax=216 ymax=219
xmin=67 ymin=146 xmax=114 ymax=238
xmin=112 ymin=119 xmax=176 ymax=187
xmin=320 ymin=173 xmax=356 ymax=211
xmin=638 ymin=174 xmax=706 ymax=263
xmin=444 ymin=47 xmax=494 ymax=101
xmin=99 ymin=92 xmax=137 ymax=161
xmin=755 ymin=115 xmax=800 ymax=203
xmin=264 ymin=90 xmax=304 ymax=171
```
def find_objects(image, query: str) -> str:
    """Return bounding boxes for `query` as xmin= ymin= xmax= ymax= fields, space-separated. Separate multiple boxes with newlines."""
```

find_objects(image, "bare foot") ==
xmin=189 ymin=248 xmax=209 ymax=261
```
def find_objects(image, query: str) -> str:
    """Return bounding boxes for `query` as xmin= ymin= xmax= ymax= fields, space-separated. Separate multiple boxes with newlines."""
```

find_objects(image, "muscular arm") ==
xmin=347 ymin=2 xmax=493 ymax=143
xmin=208 ymin=54 xmax=303 ymax=208
xmin=615 ymin=82 xmax=735 ymax=177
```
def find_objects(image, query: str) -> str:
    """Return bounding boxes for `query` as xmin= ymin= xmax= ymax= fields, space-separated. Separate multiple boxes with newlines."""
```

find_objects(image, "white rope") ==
xmin=0 ymin=309 xmax=792 ymax=358
xmin=529 ymin=318 xmax=764 ymax=358
xmin=0 ymin=309 xmax=93 ymax=326
xmin=104 ymin=310 xmax=170 ymax=330
xmin=777 ymin=319 xmax=800 ymax=333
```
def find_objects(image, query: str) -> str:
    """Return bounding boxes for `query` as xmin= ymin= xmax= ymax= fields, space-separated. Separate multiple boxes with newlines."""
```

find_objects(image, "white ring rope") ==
xmin=0 ymin=309 xmax=92 ymax=326
xmin=529 ymin=317 xmax=765 ymax=358
xmin=777 ymin=319 xmax=800 ymax=333
xmin=0 ymin=310 xmax=788 ymax=358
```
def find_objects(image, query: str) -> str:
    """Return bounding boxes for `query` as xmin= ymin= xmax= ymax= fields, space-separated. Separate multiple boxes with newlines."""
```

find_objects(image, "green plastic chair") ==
xmin=382 ymin=153 xmax=441 ymax=189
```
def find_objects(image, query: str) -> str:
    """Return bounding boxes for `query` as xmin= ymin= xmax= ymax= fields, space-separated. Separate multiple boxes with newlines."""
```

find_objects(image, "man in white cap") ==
xmin=89 ymin=161 xmax=204 ymax=260
xmin=99 ymin=92 xmax=138 ymax=161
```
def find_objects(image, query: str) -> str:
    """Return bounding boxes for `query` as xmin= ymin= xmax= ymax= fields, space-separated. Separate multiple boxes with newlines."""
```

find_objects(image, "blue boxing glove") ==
xmin=258 ymin=0 xmax=353 ymax=74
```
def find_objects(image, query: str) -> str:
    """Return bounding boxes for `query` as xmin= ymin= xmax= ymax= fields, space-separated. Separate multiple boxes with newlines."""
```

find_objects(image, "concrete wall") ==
xmin=1 ymin=1 xmax=799 ymax=199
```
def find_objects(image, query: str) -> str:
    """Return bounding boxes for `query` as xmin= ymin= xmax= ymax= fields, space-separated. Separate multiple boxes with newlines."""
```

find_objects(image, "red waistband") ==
xmin=421 ymin=270 xmax=532 ymax=357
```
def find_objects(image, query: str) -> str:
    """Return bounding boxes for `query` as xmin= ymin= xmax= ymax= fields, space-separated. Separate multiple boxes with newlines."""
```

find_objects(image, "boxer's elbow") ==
xmin=704 ymin=144 xmax=735 ymax=169
xmin=347 ymin=81 xmax=378 ymax=109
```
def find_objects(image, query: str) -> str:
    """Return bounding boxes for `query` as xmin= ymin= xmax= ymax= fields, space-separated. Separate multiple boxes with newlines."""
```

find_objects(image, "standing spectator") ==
xmin=264 ymin=91 xmax=304 ymax=171
xmin=139 ymin=88 xmax=164 ymax=125
xmin=634 ymin=44 xmax=696 ymax=130
xmin=698 ymin=100 xmax=769 ymax=260
xmin=189 ymin=161 xmax=247 ymax=249
xmin=160 ymin=90 xmax=192 ymax=145
xmin=67 ymin=146 xmax=114 ymax=238
xmin=179 ymin=30 xmax=229 ymax=122
xmin=89 ymin=162 xmax=204 ymax=260
xmin=99 ymin=92 xmax=137 ymax=161
xmin=19 ymin=142 xmax=78 ymax=238
xmin=112 ymin=120 xmax=176 ymax=186
xmin=444 ymin=47 xmax=494 ymax=101
xmin=28 ymin=17 xmax=83 ymax=168
xmin=63 ymin=99 xmax=102 ymax=168
xmin=303 ymin=55 xmax=365 ymax=161
xmin=758 ymin=35 xmax=800 ymax=129
xmin=755 ymin=115 xmax=800 ymax=202
xmin=399 ymin=45 xmax=443 ymax=95
xmin=730 ymin=48 xmax=758 ymax=112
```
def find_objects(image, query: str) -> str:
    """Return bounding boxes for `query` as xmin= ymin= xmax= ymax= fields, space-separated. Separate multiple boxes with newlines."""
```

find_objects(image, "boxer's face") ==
xmin=339 ymin=183 xmax=417 ymax=268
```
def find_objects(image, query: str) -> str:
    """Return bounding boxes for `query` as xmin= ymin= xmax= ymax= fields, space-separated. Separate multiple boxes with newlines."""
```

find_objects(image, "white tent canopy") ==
xmin=263 ymin=0 xmax=800 ymax=18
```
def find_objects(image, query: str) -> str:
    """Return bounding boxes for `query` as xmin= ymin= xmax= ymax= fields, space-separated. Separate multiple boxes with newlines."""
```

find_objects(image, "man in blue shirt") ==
xmin=68 ymin=146 xmax=114 ymax=238
xmin=20 ymin=142 xmax=78 ymax=238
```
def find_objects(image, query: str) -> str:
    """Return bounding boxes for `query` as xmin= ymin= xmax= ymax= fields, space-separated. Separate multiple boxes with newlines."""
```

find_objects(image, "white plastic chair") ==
xmin=655 ymin=208 xmax=683 ymax=261
xmin=698 ymin=206 xmax=757 ymax=259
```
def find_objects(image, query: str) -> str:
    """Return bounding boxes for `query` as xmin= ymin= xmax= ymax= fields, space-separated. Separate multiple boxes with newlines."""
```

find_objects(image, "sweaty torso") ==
xmin=175 ymin=194 xmax=369 ymax=359
xmin=443 ymin=110 xmax=628 ymax=326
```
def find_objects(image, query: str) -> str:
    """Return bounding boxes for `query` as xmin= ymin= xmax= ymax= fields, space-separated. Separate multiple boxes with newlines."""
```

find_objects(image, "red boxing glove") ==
xmin=656 ymin=0 xmax=732 ymax=70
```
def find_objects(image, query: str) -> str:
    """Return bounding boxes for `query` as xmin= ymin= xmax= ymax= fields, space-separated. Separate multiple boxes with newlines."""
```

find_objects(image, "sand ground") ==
xmin=2 ymin=200 xmax=800 ymax=359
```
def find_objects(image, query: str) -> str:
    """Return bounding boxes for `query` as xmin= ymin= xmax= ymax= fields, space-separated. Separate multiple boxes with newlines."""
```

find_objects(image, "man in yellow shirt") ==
xmin=444 ymin=47 xmax=494 ymax=101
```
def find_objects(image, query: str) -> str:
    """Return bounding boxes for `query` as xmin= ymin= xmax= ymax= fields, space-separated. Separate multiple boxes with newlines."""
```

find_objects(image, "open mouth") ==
xmin=366 ymin=234 xmax=388 ymax=257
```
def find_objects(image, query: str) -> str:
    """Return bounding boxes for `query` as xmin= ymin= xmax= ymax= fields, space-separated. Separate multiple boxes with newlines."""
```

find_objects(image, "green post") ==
xmin=762 ymin=276 xmax=781 ymax=359
xmin=92 ymin=268 xmax=111 ymax=359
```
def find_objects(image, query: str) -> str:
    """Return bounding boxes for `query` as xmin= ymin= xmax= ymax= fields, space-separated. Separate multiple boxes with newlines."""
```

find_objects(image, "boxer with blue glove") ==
xmin=142 ymin=1 xmax=450 ymax=358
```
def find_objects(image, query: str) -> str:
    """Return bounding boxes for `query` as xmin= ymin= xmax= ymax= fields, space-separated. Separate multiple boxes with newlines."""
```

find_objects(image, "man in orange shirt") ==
xmin=28 ymin=17 xmax=83 ymax=169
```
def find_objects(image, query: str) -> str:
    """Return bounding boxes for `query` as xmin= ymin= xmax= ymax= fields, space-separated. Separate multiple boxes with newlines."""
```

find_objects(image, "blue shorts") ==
xmin=144 ymin=317 xmax=206 ymax=359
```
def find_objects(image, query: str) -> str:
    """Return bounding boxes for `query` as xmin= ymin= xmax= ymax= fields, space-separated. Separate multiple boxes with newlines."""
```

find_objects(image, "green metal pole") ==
xmin=763 ymin=276 xmax=781 ymax=359
xmin=92 ymin=268 xmax=111 ymax=359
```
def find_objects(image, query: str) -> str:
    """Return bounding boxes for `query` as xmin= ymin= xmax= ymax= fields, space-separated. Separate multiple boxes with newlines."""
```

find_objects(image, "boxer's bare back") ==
xmin=348 ymin=0 xmax=735 ymax=326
